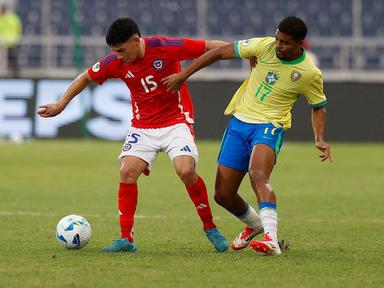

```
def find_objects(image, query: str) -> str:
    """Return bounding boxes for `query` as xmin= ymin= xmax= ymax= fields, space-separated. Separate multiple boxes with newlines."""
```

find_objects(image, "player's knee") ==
xmin=214 ymin=190 xmax=231 ymax=207
xmin=120 ymin=166 xmax=140 ymax=183
xmin=214 ymin=193 xmax=224 ymax=206
xmin=176 ymin=167 xmax=196 ymax=183
xmin=249 ymin=169 xmax=268 ymax=185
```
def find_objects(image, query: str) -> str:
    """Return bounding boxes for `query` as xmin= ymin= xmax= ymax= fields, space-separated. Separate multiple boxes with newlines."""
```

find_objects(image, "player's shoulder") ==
xmin=303 ymin=53 xmax=323 ymax=77
xmin=299 ymin=57 xmax=323 ymax=87
xmin=235 ymin=36 xmax=274 ymax=59
xmin=257 ymin=37 xmax=275 ymax=54
xmin=147 ymin=35 xmax=184 ymax=48
xmin=258 ymin=36 xmax=275 ymax=46
xmin=100 ymin=53 xmax=121 ymax=66
xmin=90 ymin=53 xmax=120 ymax=74
xmin=237 ymin=36 xmax=273 ymax=48
xmin=257 ymin=37 xmax=276 ymax=58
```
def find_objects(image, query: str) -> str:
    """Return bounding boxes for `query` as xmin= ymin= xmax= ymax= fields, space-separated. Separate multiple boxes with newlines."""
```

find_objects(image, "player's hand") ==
xmin=161 ymin=73 xmax=185 ymax=93
xmin=248 ymin=56 xmax=258 ymax=68
xmin=37 ymin=103 xmax=65 ymax=117
xmin=315 ymin=140 xmax=333 ymax=162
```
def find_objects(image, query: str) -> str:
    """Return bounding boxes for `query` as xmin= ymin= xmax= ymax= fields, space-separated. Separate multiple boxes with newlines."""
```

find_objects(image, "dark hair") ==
xmin=278 ymin=16 xmax=307 ymax=41
xmin=106 ymin=18 xmax=141 ymax=46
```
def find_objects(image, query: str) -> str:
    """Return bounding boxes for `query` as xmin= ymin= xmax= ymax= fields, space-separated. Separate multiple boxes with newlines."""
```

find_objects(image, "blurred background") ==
xmin=0 ymin=0 xmax=383 ymax=141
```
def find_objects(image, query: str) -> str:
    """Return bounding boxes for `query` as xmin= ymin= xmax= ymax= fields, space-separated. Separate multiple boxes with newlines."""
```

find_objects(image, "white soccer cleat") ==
xmin=250 ymin=233 xmax=281 ymax=256
xmin=231 ymin=225 xmax=263 ymax=251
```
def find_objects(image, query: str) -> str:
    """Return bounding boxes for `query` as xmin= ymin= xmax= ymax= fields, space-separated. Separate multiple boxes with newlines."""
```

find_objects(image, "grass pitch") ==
xmin=0 ymin=140 xmax=383 ymax=288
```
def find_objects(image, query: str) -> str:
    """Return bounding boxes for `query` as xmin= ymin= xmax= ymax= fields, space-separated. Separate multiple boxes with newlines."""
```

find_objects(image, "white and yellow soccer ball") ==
xmin=56 ymin=215 xmax=91 ymax=249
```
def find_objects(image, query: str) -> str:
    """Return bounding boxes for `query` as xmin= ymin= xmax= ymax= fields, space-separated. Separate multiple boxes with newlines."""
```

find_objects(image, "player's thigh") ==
xmin=173 ymin=155 xmax=196 ymax=175
xmin=118 ymin=127 xmax=159 ymax=170
xmin=217 ymin=118 xmax=250 ymax=172
xmin=163 ymin=124 xmax=199 ymax=164
xmin=249 ymin=123 xmax=286 ymax=178
xmin=250 ymin=123 xmax=285 ymax=161
xmin=215 ymin=164 xmax=246 ymax=198
xmin=120 ymin=155 xmax=148 ymax=181
xmin=249 ymin=144 xmax=276 ymax=180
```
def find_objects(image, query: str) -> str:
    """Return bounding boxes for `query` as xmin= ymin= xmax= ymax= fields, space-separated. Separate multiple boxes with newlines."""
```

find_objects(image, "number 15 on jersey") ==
xmin=141 ymin=75 xmax=158 ymax=93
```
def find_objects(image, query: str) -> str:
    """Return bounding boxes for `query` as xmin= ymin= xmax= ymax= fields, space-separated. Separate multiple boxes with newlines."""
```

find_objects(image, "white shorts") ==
xmin=118 ymin=123 xmax=199 ymax=170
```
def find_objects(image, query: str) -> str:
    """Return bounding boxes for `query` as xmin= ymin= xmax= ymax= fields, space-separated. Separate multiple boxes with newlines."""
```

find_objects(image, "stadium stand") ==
xmin=6 ymin=0 xmax=384 ymax=75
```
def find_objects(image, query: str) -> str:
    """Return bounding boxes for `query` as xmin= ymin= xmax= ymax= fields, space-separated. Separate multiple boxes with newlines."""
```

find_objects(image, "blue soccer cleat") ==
xmin=101 ymin=238 xmax=138 ymax=253
xmin=204 ymin=228 xmax=229 ymax=252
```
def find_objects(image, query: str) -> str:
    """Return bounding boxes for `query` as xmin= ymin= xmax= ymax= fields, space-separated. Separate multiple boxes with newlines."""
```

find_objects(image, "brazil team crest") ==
xmin=153 ymin=59 xmax=163 ymax=70
xmin=265 ymin=71 xmax=279 ymax=85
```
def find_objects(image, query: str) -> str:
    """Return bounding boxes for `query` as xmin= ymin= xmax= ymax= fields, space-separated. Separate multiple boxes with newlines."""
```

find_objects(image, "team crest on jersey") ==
xmin=92 ymin=62 xmax=100 ymax=72
xmin=123 ymin=143 xmax=132 ymax=151
xmin=265 ymin=71 xmax=279 ymax=85
xmin=290 ymin=70 xmax=302 ymax=82
xmin=153 ymin=59 xmax=163 ymax=70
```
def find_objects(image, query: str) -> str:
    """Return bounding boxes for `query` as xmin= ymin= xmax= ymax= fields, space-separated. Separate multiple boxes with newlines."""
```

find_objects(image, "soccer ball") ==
xmin=56 ymin=215 xmax=91 ymax=249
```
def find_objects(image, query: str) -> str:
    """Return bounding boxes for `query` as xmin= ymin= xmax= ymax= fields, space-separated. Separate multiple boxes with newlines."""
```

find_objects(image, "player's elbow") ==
xmin=312 ymin=107 xmax=327 ymax=119
xmin=312 ymin=106 xmax=326 ymax=112
xmin=216 ymin=43 xmax=235 ymax=60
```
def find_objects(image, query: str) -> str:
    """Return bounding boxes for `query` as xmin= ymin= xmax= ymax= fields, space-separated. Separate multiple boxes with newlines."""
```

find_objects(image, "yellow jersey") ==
xmin=227 ymin=37 xmax=327 ymax=129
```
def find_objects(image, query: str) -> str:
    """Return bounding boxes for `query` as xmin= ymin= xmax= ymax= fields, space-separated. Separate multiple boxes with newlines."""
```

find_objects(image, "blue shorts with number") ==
xmin=217 ymin=116 xmax=286 ymax=172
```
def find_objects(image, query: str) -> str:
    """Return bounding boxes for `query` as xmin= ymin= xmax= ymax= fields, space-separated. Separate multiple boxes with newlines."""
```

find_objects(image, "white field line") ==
xmin=0 ymin=211 xmax=383 ymax=223
xmin=0 ymin=211 xmax=224 ymax=220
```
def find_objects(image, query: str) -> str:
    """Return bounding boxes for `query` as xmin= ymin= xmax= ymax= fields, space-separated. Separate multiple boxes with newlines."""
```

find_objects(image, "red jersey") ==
xmin=88 ymin=36 xmax=206 ymax=128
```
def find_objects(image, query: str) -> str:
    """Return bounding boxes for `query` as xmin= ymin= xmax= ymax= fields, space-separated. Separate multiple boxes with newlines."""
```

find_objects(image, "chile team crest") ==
xmin=153 ymin=59 xmax=163 ymax=70
xmin=265 ymin=71 xmax=279 ymax=85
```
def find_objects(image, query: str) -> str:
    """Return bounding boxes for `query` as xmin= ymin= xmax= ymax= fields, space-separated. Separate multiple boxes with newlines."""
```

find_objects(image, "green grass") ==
xmin=0 ymin=140 xmax=383 ymax=288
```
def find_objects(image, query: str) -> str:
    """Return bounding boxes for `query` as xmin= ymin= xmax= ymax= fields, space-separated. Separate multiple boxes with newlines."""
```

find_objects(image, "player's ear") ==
xmin=132 ymin=35 xmax=140 ymax=45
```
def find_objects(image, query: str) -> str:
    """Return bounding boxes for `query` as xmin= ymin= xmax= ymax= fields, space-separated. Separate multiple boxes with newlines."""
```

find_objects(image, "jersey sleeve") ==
xmin=302 ymin=71 xmax=327 ymax=108
xmin=150 ymin=37 xmax=206 ymax=61
xmin=87 ymin=54 xmax=120 ymax=85
xmin=233 ymin=37 xmax=265 ymax=59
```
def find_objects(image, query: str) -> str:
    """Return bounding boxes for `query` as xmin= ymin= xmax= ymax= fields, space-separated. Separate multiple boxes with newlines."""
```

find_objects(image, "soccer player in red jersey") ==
xmin=38 ymin=18 xmax=229 ymax=252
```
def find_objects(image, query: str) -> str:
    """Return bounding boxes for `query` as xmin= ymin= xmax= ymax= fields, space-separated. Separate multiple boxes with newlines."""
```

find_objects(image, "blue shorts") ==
xmin=217 ymin=117 xmax=286 ymax=172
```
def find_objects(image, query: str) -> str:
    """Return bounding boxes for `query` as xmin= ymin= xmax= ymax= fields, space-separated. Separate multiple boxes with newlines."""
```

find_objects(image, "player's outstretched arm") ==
xmin=205 ymin=40 xmax=229 ymax=52
xmin=38 ymin=71 xmax=93 ymax=117
xmin=206 ymin=40 xmax=257 ymax=69
xmin=312 ymin=107 xmax=333 ymax=162
xmin=162 ymin=43 xmax=236 ymax=92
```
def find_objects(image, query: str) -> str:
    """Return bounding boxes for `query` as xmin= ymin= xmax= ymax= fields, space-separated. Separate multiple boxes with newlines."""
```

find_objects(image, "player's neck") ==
xmin=285 ymin=48 xmax=303 ymax=62
xmin=138 ymin=38 xmax=145 ymax=59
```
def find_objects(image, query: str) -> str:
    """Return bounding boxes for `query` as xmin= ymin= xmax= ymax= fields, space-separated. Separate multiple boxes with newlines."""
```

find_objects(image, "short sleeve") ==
xmin=234 ymin=38 xmax=264 ymax=59
xmin=149 ymin=37 xmax=206 ymax=61
xmin=303 ymin=72 xmax=327 ymax=108
xmin=87 ymin=54 xmax=120 ymax=85
xmin=178 ymin=38 xmax=206 ymax=60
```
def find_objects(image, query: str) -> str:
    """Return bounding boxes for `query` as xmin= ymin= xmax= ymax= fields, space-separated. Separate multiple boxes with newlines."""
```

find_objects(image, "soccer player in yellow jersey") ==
xmin=163 ymin=16 xmax=332 ymax=255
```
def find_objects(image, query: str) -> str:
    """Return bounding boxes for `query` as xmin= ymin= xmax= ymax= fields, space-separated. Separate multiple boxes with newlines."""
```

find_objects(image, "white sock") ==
xmin=237 ymin=204 xmax=263 ymax=232
xmin=259 ymin=207 xmax=278 ymax=242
